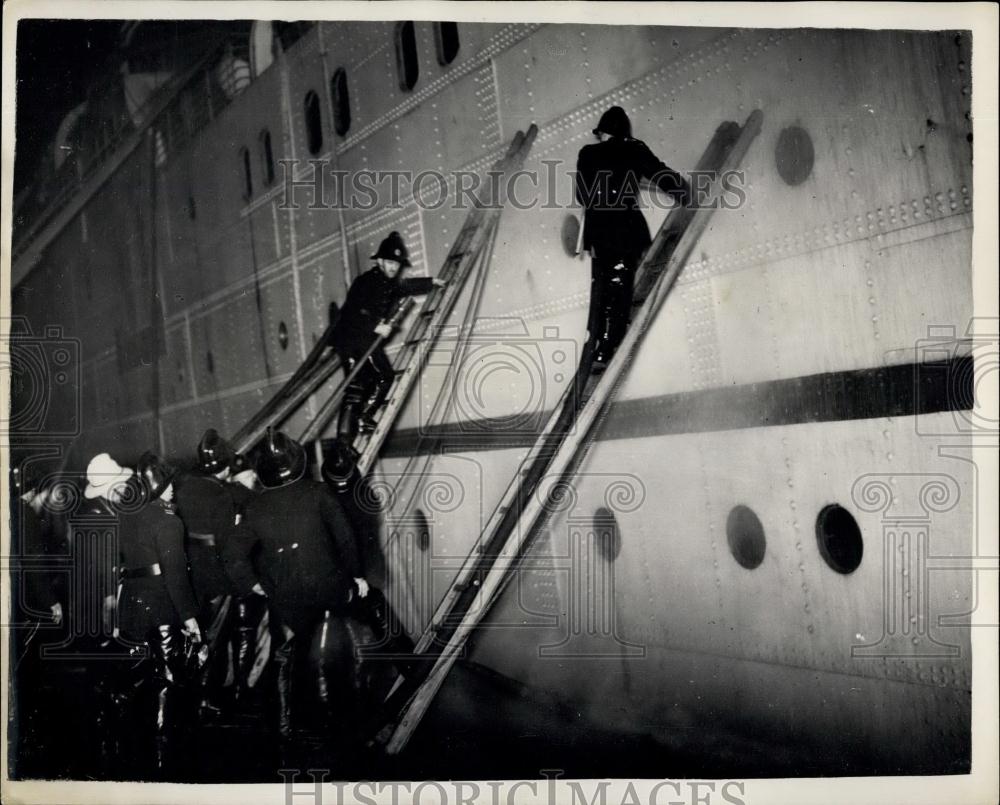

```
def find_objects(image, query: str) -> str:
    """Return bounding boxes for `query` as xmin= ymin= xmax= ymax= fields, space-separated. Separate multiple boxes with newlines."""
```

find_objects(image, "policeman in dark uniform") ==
xmin=222 ymin=430 xmax=369 ymax=740
xmin=576 ymin=105 xmax=690 ymax=367
xmin=116 ymin=452 xmax=201 ymax=777
xmin=9 ymin=464 xmax=65 ymax=768
xmin=173 ymin=429 xmax=241 ymax=716
xmin=225 ymin=451 xmax=268 ymax=708
xmin=331 ymin=231 xmax=446 ymax=443
xmin=10 ymin=465 xmax=64 ymax=630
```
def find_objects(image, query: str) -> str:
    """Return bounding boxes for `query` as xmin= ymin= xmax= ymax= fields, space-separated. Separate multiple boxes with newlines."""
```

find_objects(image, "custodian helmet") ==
xmin=593 ymin=105 xmax=632 ymax=139
xmin=256 ymin=429 xmax=307 ymax=489
xmin=198 ymin=428 xmax=234 ymax=475
xmin=370 ymin=231 xmax=411 ymax=267
xmin=137 ymin=451 xmax=179 ymax=500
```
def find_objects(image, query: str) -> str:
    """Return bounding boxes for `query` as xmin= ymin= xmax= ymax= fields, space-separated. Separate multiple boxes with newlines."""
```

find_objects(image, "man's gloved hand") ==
xmin=251 ymin=582 xmax=267 ymax=596
xmin=354 ymin=577 xmax=370 ymax=599
xmin=374 ymin=322 xmax=393 ymax=338
xmin=182 ymin=617 xmax=202 ymax=643
xmin=432 ymin=277 xmax=448 ymax=288
xmin=50 ymin=602 xmax=63 ymax=626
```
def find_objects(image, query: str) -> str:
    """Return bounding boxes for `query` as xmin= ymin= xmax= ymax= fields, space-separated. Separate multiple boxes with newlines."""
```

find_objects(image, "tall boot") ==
xmin=338 ymin=361 xmax=367 ymax=445
xmin=198 ymin=594 xmax=233 ymax=720
xmin=273 ymin=628 xmax=296 ymax=740
xmin=359 ymin=351 xmax=394 ymax=432
xmin=149 ymin=624 xmax=184 ymax=781
xmin=233 ymin=593 xmax=268 ymax=710
xmin=597 ymin=260 xmax=635 ymax=363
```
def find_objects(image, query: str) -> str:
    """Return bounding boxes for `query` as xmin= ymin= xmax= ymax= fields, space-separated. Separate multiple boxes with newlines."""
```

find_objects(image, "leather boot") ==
xmin=149 ymin=624 xmax=184 ymax=780
xmin=273 ymin=629 xmax=296 ymax=740
xmin=338 ymin=368 xmax=366 ymax=444
xmin=198 ymin=594 xmax=233 ymax=720
xmin=233 ymin=593 xmax=267 ymax=709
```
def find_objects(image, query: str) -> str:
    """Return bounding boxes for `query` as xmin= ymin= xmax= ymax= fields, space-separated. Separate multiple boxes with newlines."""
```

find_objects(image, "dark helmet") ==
xmin=256 ymin=429 xmax=306 ymax=489
xmin=593 ymin=105 xmax=632 ymax=139
xmin=137 ymin=451 xmax=178 ymax=499
xmin=198 ymin=428 xmax=234 ymax=475
xmin=320 ymin=438 xmax=359 ymax=492
xmin=370 ymin=230 xmax=411 ymax=267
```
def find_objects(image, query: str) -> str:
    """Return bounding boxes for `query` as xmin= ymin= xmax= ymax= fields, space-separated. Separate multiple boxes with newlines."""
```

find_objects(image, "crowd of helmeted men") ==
xmin=9 ymin=426 xmax=414 ymax=779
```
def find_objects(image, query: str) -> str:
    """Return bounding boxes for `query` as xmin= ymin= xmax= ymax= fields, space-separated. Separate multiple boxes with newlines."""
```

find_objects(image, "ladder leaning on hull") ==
xmin=228 ymin=315 xmax=342 ymax=454
xmin=299 ymin=125 xmax=540 ymax=471
xmin=378 ymin=110 xmax=764 ymax=755
xmin=229 ymin=126 xmax=537 ymax=456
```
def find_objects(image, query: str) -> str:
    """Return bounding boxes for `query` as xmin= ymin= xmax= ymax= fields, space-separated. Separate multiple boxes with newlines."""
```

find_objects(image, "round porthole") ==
xmin=726 ymin=504 xmax=766 ymax=569
xmin=278 ymin=321 xmax=289 ymax=351
xmin=815 ymin=503 xmax=863 ymax=574
xmin=775 ymin=125 xmax=815 ymax=186
xmin=561 ymin=214 xmax=581 ymax=257
xmin=593 ymin=506 xmax=621 ymax=562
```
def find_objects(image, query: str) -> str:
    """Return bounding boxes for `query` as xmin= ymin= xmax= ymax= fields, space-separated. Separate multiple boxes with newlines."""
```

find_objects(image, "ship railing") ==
xmin=12 ymin=25 xmax=268 ymax=271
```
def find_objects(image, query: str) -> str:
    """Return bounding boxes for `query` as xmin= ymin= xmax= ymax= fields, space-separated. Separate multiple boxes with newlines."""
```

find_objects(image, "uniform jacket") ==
xmin=331 ymin=266 xmax=435 ymax=356
xmin=575 ymin=137 xmax=690 ymax=262
xmin=222 ymin=479 xmax=361 ymax=636
xmin=117 ymin=499 xmax=198 ymax=641
xmin=174 ymin=472 xmax=240 ymax=602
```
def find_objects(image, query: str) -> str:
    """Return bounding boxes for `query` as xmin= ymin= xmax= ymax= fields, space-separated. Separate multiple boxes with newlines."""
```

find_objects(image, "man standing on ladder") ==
xmin=576 ymin=106 xmax=691 ymax=369
xmin=331 ymin=231 xmax=447 ymax=447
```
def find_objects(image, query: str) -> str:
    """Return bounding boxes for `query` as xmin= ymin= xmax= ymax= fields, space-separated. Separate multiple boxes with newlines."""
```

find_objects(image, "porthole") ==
xmin=726 ymin=504 xmax=765 ymax=569
xmin=304 ymin=90 xmax=323 ymax=155
xmin=815 ymin=504 xmax=864 ymax=574
xmin=775 ymin=125 xmax=814 ymax=186
xmin=395 ymin=21 xmax=419 ymax=91
xmin=259 ymin=128 xmax=275 ymax=186
xmin=593 ymin=506 xmax=621 ymax=562
xmin=561 ymin=214 xmax=581 ymax=256
xmin=238 ymin=146 xmax=253 ymax=200
xmin=434 ymin=22 xmax=460 ymax=66
xmin=278 ymin=321 xmax=289 ymax=350
xmin=330 ymin=68 xmax=351 ymax=137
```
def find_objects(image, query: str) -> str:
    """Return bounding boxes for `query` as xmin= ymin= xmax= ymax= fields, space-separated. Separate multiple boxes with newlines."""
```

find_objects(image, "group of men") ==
xmin=8 ymin=105 xmax=691 ymax=778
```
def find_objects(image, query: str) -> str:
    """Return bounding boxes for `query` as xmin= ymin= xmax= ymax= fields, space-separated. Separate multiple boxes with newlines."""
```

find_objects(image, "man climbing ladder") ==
xmin=576 ymin=105 xmax=691 ymax=369
xmin=330 ymin=231 xmax=447 ymax=446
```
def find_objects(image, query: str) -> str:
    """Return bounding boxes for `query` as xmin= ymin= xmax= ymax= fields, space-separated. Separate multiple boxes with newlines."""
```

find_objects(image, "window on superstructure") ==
xmin=304 ymin=90 xmax=323 ymax=155
xmin=434 ymin=22 xmax=460 ymax=65
xmin=259 ymin=129 xmax=275 ymax=186
xmin=330 ymin=68 xmax=351 ymax=137
xmin=239 ymin=146 xmax=253 ymax=200
xmin=395 ymin=21 xmax=419 ymax=91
